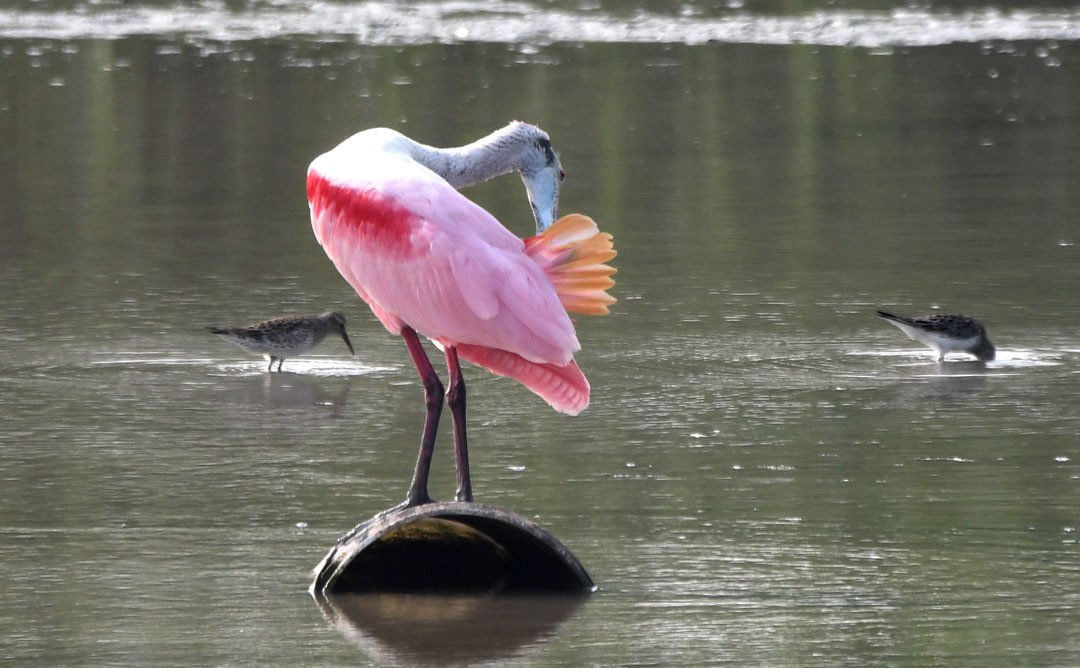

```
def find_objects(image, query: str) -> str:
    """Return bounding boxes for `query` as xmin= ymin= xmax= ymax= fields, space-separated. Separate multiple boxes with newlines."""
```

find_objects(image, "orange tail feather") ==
xmin=526 ymin=214 xmax=617 ymax=316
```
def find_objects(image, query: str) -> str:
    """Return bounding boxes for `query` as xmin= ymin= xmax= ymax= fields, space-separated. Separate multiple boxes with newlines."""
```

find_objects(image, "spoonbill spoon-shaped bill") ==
xmin=207 ymin=311 xmax=354 ymax=371
xmin=876 ymin=310 xmax=995 ymax=362
xmin=307 ymin=123 xmax=615 ymax=506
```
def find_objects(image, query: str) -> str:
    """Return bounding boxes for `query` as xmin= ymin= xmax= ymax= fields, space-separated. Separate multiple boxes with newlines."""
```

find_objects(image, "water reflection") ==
xmin=314 ymin=593 xmax=587 ymax=666
xmin=894 ymin=366 xmax=991 ymax=404
xmin=210 ymin=371 xmax=356 ymax=413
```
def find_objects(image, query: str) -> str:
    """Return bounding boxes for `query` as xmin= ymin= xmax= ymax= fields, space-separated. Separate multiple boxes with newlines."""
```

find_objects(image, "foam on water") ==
xmin=89 ymin=353 xmax=392 ymax=377
xmin=1 ymin=2 xmax=1079 ymax=46
xmin=849 ymin=347 xmax=1066 ymax=369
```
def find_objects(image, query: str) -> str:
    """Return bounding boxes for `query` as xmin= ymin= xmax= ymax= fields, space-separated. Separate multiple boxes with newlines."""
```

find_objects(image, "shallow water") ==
xmin=2 ymin=3 xmax=1080 ymax=666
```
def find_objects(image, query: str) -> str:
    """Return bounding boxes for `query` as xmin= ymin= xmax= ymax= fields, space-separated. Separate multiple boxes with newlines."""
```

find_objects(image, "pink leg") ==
xmin=444 ymin=346 xmax=472 ymax=502
xmin=402 ymin=327 xmax=442 ymax=507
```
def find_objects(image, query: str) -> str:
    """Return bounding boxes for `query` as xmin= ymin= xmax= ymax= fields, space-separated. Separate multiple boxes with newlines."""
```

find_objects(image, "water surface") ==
xmin=2 ymin=3 xmax=1079 ymax=666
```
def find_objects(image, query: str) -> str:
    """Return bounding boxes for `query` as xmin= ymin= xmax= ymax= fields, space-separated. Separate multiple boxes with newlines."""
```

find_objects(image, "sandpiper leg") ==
xmin=401 ymin=327 xmax=442 ymax=507
xmin=444 ymin=346 xmax=472 ymax=502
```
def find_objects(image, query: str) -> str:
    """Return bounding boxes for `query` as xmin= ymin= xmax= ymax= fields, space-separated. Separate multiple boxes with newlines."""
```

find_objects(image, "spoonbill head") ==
xmin=519 ymin=135 xmax=563 ymax=233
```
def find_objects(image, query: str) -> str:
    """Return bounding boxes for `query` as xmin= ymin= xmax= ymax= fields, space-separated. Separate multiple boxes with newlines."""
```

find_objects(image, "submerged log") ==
xmin=311 ymin=501 xmax=594 ymax=595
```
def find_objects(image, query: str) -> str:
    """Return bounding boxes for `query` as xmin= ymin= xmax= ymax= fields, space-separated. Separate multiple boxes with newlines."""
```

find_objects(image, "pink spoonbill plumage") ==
xmin=307 ymin=122 xmax=616 ymax=507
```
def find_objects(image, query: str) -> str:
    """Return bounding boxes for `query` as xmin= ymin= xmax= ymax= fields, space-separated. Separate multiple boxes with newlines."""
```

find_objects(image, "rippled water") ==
xmin=3 ymin=0 xmax=1080 ymax=46
xmin=2 ymin=2 xmax=1080 ymax=666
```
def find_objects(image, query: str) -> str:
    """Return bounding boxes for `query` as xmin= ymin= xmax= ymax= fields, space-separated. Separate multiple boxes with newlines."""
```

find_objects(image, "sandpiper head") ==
xmin=972 ymin=335 xmax=995 ymax=362
xmin=324 ymin=311 xmax=354 ymax=355
xmin=515 ymin=125 xmax=564 ymax=234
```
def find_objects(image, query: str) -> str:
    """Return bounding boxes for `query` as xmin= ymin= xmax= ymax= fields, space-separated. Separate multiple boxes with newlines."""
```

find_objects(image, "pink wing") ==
xmin=308 ymin=141 xmax=588 ymax=413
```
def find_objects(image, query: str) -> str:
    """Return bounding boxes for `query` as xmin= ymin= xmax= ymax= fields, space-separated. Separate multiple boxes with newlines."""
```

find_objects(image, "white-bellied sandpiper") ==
xmin=876 ymin=310 xmax=995 ymax=362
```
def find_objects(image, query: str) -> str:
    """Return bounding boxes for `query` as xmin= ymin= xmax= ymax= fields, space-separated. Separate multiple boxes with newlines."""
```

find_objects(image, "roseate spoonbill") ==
xmin=307 ymin=122 xmax=616 ymax=506
xmin=876 ymin=310 xmax=995 ymax=362
xmin=207 ymin=311 xmax=354 ymax=371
